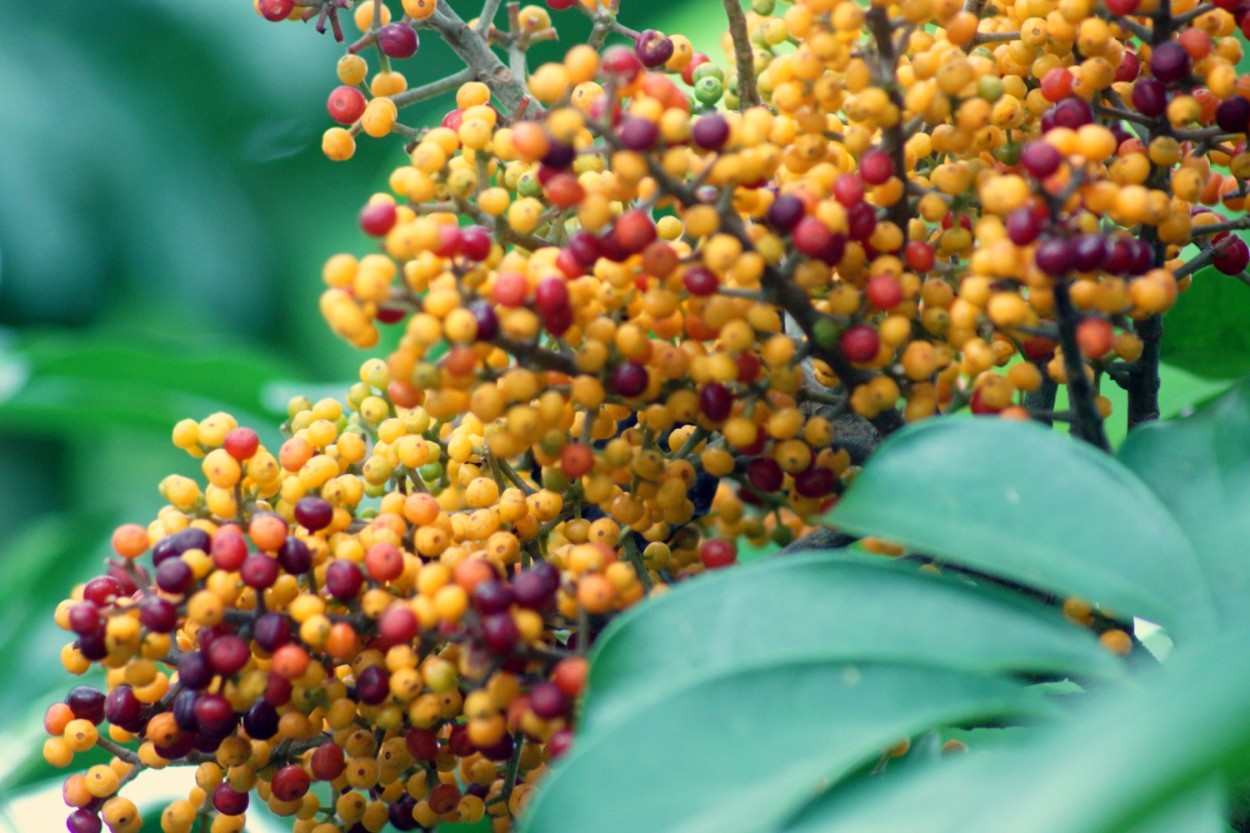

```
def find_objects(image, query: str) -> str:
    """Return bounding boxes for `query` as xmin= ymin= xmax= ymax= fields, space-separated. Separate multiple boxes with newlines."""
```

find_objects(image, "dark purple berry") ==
xmin=1072 ymin=234 xmax=1108 ymax=271
xmin=634 ymin=29 xmax=674 ymax=67
xmin=65 ymin=686 xmax=106 ymax=725
xmin=1052 ymin=97 xmax=1093 ymax=129
xmin=294 ymin=497 xmax=333 ymax=532
xmin=609 ymin=362 xmax=649 ymax=397
xmin=1021 ymin=140 xmax=1062 ymax=179
xmin=324 ymin=560 xmax=364 ymax=600
xmin=746 ymin=458 xmax=784 ymax=493
xmin=1034 ymin=237 xmax=1074 ymax=276
xmin=692 ymin=114 xmax=730 ymax=151
xmin=472 ymin=580 xmax=514 ymax=615
xmin=699 ymin=383 xmax=733 ymax=421
xmin=683 ymin=266 xmax=719 ymax=296
xmin=243 ymin=700 xmax=280 ymax=740
xmin=156 ymin=558 xmax=194 ymax=594
xmin=105 ymin=685 xmax=143 ymax=728
xmin=512 ymin=569 xmax=554 ymax=610
xmin=66 ymin=809 xmax=103 ymax=833
xmin=1132 ymin=78 xmax=1168 ymax=117
xmin=212 ymin=784 xmax=250 ymax=816
xmin=766 ymin=194 xmax=805 ymax=231
xmin=794 ymin=466 xmax=835 ymax=498
xmin=1006 ymin=207 xmax=1043 ymax=245
xmin=376 ymin=23 xmax=419 ymax=59
xmin=469 ymin=299 xmax=499 ymax=341
xmin=277 ymin=537 xmax=312 ymax=574
xmin=253 ymin=612 xmax=292 ymax=652
xmin=480 ymin=613 xmax=519 ymax=654
xmin=1149 ymin=40 xmax=1190 ymax=83
xmin=619 ymin=116 xmax=659 ymax=150
xmin=1216 ymin=96 xmax=1250 ymax=134
xmin=354 ymin=665 xmax=390 ymax=705
xmin=178 ymin=651 xmax=215 ymax=691
xmin=138 ymin=596 xmax=178 ymax=633
xmin=173 ymin=688 xmax=200 ymax=731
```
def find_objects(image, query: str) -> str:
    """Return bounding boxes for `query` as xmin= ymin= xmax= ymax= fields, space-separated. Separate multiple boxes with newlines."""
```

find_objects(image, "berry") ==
xmin=840 ymin=325 xmax=880 ymax=363
xmin=610 ymin=362 xmax=649 ymax=397
xmin=1021 ymin=141 xmax=1062 ymax=178
xmin=327 ymin=85 xmax=367 ymax=124
xmin=258 ymin=0 xmax=294 ymax=21
xmin=376 ymin=23 xmax=419 ymax=59
xmin=692 ymin=114 xmax=730 ymax=150
xmin=294 ymin=496 xmax=333 ymax=531
xmin=212 ymin=784 xmax=249 ymax=816
xmin=1150 ymin=41 xmax=1191 ymax=83
xmin=699 ymin=539 xmax=737 ymax=569
xmin=860 ymin=150 xmax=894 ymax=185
xmin=359 ymin=201 xmax=398 ymax=236
xmin=634 ymin=29 xmax=674 ymax=67
xmin=223 ymin=427 xmax=259 ymax=460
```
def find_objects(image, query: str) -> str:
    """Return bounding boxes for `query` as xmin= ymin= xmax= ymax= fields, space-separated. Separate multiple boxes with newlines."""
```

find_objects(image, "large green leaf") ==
xmin=1118 ymin=379 xmax=1250 ymax=629
xmin=825 ymin=419 xmax=1217 ymax=640
xmin=1162 ymin=266 xmax=1250 ymax=379
xmin=0 ymin=332 xmax=299 ymax=434
xmin=777 ymin=625 xmax=1250 ymax=833
xmin=519 ymin=661 xmax=1055 ymax=833
xmin=582 ymin=552 xmax=1122 ymax=734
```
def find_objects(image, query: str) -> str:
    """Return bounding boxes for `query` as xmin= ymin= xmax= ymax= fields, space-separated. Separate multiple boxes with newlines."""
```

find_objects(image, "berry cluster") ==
xmin=46 ymin=0 xmax=1250 ymax=829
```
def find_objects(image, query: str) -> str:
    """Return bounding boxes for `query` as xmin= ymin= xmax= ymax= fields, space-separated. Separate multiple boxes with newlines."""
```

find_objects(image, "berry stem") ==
xmin=97 ymin=735 xmax=142 ymax=765
xmin=1024 ymin=378 xmax=1059 ymax=427
xmin=478 ymin=0 xmax=504 ymax=36
xmin=1189 ymin=217 xmax=1250 ymax=238
xmin=425 ymin=1 xmax=540 ymax=120
xmin=1053 ymin=280 xmax=1111 ymax=452
xmin=621 ymin=533 xmax=653 ymax=591
xmin=1171 ymin=1 xmax=1216 ymax=25
xmin=390 ymin=67 xmax=476 ymax=108
xmin=493 ymin=336 xmax=579 ymax=375
xmin=721 ymin=0 xmax=761 ymax=110
xmin=1126 ymin=315 xmax=1163 ymax=429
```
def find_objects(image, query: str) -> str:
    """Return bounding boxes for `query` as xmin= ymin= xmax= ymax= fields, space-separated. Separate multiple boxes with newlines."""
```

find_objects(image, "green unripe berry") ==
xmin=418 ymin=462 xmax=443 ymax=482
xmin=692 ymin=62 xmax=724 ymax=84
xmin=811 ymin=316 xmax=839 ymax=350
xmin=977 ymin=76 xmax=1004 ymax=102
xmin=751 ymin=0 xmax=775 ymax=14
xmin=287 ymin=396 xmax=313 ymax=419
xmin=516 ymin=172 xmax=543 ymax=198
xmin=694 ymin=76 xmax=724 ymax=106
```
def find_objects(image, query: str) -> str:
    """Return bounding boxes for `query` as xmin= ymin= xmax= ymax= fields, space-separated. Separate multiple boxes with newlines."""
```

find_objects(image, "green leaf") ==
xmin=777 ymin=625 xmax=1250 ymax=833
xmin=519 ymin=661 xmax=1054 ymax=833
xmin=1162 ymin=266 xmax=1250 ymax=379
xmin=582 ymin=552 xmax=1122 ymax=735
xmin=1118 ymin=378 xmax=1250 ymax=629
xmin=0 ymin=331 xmax=300 ymax=434
xmin=825 ymin=419 xmax=1217 ymax=640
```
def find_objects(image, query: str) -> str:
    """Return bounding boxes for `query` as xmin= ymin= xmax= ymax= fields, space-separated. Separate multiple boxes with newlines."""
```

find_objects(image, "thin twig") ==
xmin=721 ymin=0 xmax=761 ymax=109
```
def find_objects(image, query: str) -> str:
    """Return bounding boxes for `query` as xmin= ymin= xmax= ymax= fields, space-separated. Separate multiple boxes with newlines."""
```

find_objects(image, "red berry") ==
xmin=1039 ymin=67 xmax=1074 ymax=102
xmin=271 ymin=765 xmax=311 ymax=802
xmin=699 ymin=539 xmax=737 ymax=569
xmin=865 ymin=275 xmax=904 ymax=310
xmin=683 ymin=266 xmax=719 ymax=296
xmin=212 ymin=784 xmax=249 ymax=816
xmin=311 ymin=742 xmax=347 ymax=780
xmin=327 ymin=85 xmax=367 ymax=125
xmin=601 ymin=45 xmax=642 ymax=82
xmin=560 ymin=443 xmax=595 ymax=478
xmin=969 ymin=388 xmax=1004 ymax=415
xmin=359 ymin=201 xmax=397 ymax=237
xmin=859 ymin=150 xmax=894 ymax=185
xmin=222 ymin=427 xmax=259 ymax=461
xmin=903 ymin=240 xmax=935 ymax=272
xmin=833 ymin=173 xmax=865 ymax=206
xmin=840 ymin=325 xmax=880 ymax=363
xmin=258 ymin=0 xmax=294 ymax=21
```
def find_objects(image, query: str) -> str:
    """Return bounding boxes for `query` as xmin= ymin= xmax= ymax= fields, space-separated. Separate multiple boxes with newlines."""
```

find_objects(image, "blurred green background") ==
xmin=2 ymin=0 xmax=1249 ymax=828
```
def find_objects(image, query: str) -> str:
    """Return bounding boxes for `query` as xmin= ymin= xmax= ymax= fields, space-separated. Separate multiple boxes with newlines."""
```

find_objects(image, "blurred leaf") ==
xmin=1162 ymin=267 xmax=1250 ymax=379
xmin=519 ymin=661 xmax=1054 ymax=833
xmin=0 ymin=331 xmax=300 ymax=435
xmin=777 ymin=625 xmax=1250 ymax=833
xmin=1119 ymin=378 xmax=1250 ymax=629
xmin=825 ymin=419 xmax=1217 ymax=640
xmin=582 ymin=553 xmax=1121 ymax=734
